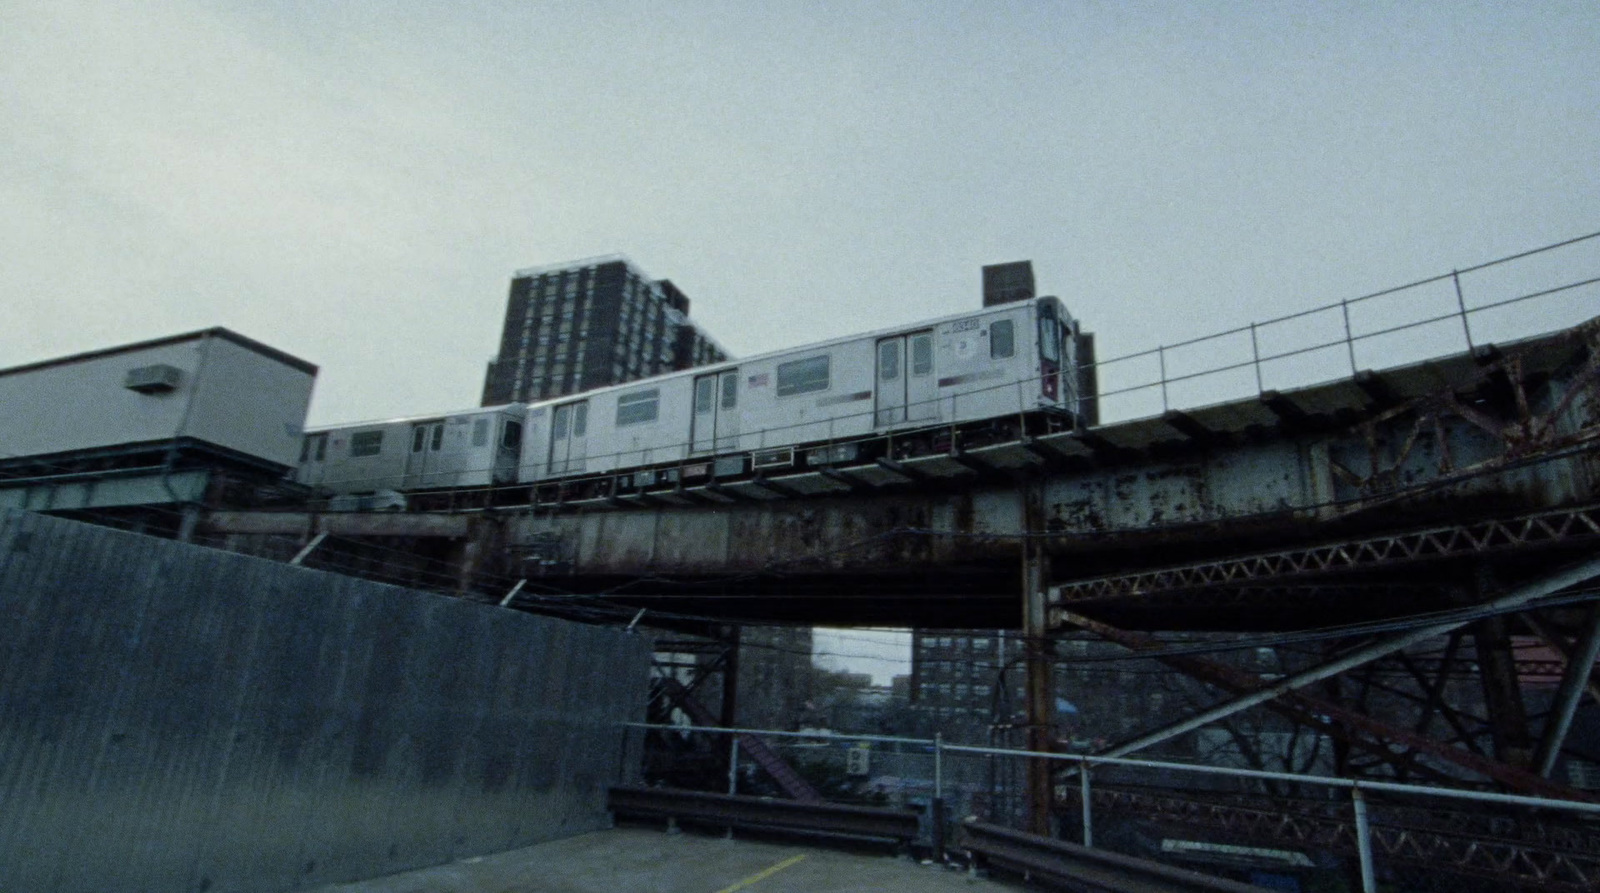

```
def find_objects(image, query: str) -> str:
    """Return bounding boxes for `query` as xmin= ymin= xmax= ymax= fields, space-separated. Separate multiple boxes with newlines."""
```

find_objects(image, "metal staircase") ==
xmin=655 ymin=677 xmax=823 ymax=803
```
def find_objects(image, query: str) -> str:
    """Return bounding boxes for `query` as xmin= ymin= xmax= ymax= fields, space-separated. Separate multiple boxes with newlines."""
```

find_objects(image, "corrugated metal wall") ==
xmin=0 ymin=510 xmax=649 ymax=893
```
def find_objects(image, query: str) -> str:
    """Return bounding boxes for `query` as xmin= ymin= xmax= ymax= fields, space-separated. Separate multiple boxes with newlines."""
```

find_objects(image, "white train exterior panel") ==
xmin=298 ymin=406 xmax=523 ymax=493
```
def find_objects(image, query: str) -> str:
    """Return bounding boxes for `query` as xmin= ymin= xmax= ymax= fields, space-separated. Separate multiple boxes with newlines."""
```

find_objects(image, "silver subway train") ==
xmin=295 ymin=296 xmax=1081 ymax=505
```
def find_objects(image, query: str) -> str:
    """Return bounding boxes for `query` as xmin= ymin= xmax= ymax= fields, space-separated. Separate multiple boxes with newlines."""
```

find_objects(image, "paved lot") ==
xmin=310 ymin=826 xmax=1014 ymax=893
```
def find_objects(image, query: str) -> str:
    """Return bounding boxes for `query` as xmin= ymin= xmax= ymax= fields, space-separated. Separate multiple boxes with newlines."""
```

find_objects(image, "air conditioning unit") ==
xmin=124 ymin=364 xmax=183 ymax=394
xmin=846 ymin=746 xmax=870 ymax=777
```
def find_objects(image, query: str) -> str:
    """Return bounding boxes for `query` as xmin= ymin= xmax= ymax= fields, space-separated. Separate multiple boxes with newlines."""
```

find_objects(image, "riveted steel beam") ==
xmin=1052 ymin=504 xmax=1600 ymax=606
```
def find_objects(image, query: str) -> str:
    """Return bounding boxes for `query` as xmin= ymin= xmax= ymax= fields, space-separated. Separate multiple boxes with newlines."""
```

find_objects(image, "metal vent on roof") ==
xmin=124 ymin=364 xmax=183 ymax=394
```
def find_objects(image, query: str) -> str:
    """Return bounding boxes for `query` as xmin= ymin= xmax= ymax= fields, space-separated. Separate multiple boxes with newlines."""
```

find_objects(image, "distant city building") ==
xmin=737 ymin=626 xmax=815 ymax=731
xmin=481 ymin=256 xmax=729 ymax=405
xmin=909 ymin=632 xmax=1025 ymax=740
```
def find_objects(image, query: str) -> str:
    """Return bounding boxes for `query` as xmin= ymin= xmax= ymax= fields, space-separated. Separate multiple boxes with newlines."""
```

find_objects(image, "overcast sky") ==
xmin=6 ymin=2 xmax=1597 ymax=683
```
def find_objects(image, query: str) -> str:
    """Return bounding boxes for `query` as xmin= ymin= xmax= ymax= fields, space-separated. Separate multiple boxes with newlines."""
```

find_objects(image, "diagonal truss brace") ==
xmin=1060 ymin=552 xmax=1600 ymax=800
xmin=1534 ymin=604 xmax=1600 ymax=777
xmin=1052 ymin=504 xmax=1600 ymax=605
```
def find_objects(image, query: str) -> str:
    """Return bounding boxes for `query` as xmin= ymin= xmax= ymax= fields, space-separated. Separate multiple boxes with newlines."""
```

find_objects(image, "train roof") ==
xmin=303 ymin=296 xmax=1065 ymax=431
xmin=302 ymin=403 xmax=525 ymax=435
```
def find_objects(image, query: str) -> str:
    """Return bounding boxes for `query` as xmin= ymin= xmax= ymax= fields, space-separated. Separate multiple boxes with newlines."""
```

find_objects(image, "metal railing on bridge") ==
xmin=628 ymin=719 xmax=1600 ymax=893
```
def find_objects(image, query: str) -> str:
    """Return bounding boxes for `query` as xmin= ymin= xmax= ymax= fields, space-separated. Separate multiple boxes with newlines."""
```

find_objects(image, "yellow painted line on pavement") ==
xmin=714 ymin=854 xmax=807 ymax=893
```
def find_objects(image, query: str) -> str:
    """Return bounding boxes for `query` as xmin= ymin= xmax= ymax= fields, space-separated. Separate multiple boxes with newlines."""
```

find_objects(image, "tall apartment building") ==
xmin=481 ymin=256 xmax=729 ymax=405
xmin=909 ymin=631 xmax=1025 ymax=742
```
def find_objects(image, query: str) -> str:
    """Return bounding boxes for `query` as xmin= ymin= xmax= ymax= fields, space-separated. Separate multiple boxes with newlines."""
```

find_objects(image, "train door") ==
xmin=905 ymin=331 xmax=937 ymax=422
xmin=495 ymin=416 xmax=523 ymax=482
xmin=405 ymin=420 xmax=445 ymax=486
xmin=715 ymin=371 xmax=740 ymax=451
xmin=548 ymin=400 xmax=589 ymax=475
xmin=691 ymin=370 xmax=740 ymax=454
xmin=876 ymin=331 xmax=936 ymax=426
xmin=875 ymin=337 xmax=906 ymax=425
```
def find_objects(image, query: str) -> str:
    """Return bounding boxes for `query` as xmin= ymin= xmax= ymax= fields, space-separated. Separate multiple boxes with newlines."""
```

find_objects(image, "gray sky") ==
xmin=6 ymin=2 xmax=1597 ymax=684
xmin=5 ymin=1 xmax=1596 ymax=427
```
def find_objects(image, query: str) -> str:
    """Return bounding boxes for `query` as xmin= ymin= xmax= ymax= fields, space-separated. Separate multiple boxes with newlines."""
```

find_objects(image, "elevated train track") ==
xmin=202 ymin=310 xmax=1600 ymax=632
xmin=10 ymin=234 xmax=1600 ymax=890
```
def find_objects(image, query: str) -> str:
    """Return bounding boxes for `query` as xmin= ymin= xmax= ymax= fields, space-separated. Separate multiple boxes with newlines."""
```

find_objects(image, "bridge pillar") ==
xmin=720 ymin=625 xmax=741 ymax=730
xmin=1474 ymin=614 xmax=1535 ymax=769
xmin=1022 ymin=479 xmax=1056 ymax=836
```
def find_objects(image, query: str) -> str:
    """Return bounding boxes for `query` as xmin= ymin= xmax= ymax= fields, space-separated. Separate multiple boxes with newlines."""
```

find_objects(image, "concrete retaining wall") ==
xmin=0 ymin=510 xmax=649 ymax=893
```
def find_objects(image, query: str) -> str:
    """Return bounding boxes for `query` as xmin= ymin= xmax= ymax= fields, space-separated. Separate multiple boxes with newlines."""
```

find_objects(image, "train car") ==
xmin=296 ymin=405 xmax=525 ymax=497
xmin=518 ymin=295 xmax=1078 ymax=492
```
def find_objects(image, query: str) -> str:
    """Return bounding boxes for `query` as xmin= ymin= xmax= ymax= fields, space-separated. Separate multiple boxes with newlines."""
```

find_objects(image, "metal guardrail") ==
xmin=607 ymin=785 xmax=921 ymax=846
xmin=959 ymin=821 xmax=1273 ymax=893
xmin=1089 ymin=230 xmax=1600 ymax=421
xmin=632 ymin=721 xmax=1600 ymax=893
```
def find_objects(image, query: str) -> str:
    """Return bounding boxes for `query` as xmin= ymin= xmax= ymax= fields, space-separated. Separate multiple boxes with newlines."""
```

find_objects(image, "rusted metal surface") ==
xmin=607 ymin=786 xmax=920 ymax=844
xmin=1060 ymin=605 xmax=1600 ymax=802
xmin=1022 ymin=479 xmax=1056 ymax=836
xmin=1075 ymin=786 xmax=1600 ymax=893
xmin=1051 ymin=503 xmax=1600 ymax=606
xmin=203 ymin=510 xmax=473 ymax=538
xmin=958 ymin=820 xmax=1272 ymax=893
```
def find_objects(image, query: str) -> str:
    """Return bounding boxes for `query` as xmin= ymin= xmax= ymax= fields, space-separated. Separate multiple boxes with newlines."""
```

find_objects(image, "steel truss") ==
xmin=1062 ymin=554 xmax=1600 ymax=797
xmin=1048 ymin=555 xmax=1600 ymax=889
xmin=1069 ymin=786 xmax=1600 ymax=892
xmin=1052 ymin=503 xmax=1600 ymax=605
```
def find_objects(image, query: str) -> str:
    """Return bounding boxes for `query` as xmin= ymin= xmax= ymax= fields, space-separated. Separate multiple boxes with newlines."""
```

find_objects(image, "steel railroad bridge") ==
xmin=193 ymin=243 xmax=1600 ymax=890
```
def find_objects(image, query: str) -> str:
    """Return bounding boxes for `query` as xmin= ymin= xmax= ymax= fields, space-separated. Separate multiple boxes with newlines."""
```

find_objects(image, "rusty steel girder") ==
xmin=1075 ymin=786 xmax=1600 ymax=893
xmin=1061 ymin=600 xmax=1600 ymax=802
xmin=1052 ymin=503 xmax=1600 ymax=606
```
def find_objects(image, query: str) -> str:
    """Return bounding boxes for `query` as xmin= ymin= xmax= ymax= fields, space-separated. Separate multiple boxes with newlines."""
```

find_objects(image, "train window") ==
xmin=878 ymin=342 xmax=900 ymax=380
xmin=695 ymin=377 xmax=714 ymax=413
xmin=472 ymin=418 xmax=490 ymax=447
xmin=721 ymin=373 xmax=738 ymax=409
xmin=299 ymin=435 xmax=313 ymax=463
xmin=502 ymin=420 xmax=523 ymax=450
xmin=991 ymin=320 xmax=1015 ymax=358
xmin=574 ymin=402 xmax=588 ymax=436
xmin=616 ymin=389 xmax=660 ymax=426
xmin=776 ymin=355 xmax=830 ymax=396
xmin=430 ymin=425 xmax=444 ymax=451
xmin=553 ymin=407 xmax=569 ymax=439
xmin=411 ymin=427 xmax=426 ymax=452
xmin=1038 ymin=311 xmax=1061 ymax=363
xmin=315 ymin=435 xmax=327 ymax=462
xmin=912 ymin=334 xmax=933 ymax=375
xmin=351 ymin=430 xmax=385 ymax=458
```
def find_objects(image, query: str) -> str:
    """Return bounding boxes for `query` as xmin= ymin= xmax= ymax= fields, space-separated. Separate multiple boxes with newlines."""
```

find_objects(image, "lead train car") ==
xmin=519 ymin=295 xmax=1077 ymax=483
xmin=295 ymin=295 xmax=1077 ymax=502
